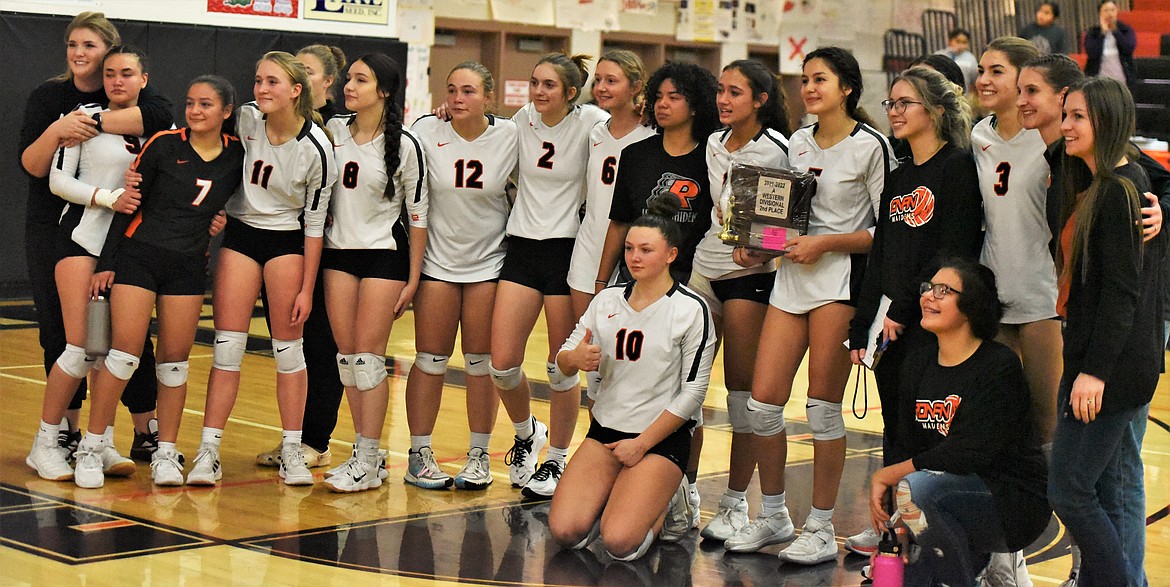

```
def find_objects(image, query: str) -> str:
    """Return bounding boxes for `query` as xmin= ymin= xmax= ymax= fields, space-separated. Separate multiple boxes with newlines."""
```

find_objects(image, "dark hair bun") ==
xmin=646 ymin=192 xmax=681 ymax=219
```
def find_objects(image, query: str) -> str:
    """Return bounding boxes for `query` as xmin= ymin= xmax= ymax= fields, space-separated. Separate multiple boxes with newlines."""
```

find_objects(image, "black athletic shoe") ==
xmin=58 ymin=428 xmax=81 ymax=464
xmin=130 ymin=418 xmax=183 ymax=464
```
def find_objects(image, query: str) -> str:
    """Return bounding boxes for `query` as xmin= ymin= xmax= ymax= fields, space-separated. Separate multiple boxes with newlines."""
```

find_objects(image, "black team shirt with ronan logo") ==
xmin=609 ymin=133 xmax=712 ymax=283
xmin=849 ymin=143 xmax=984 ymax=349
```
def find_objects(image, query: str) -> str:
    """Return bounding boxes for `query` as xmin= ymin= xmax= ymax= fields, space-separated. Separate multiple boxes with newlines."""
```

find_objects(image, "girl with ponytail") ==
xmin=318 ymin=53 xmax=428 ymax=493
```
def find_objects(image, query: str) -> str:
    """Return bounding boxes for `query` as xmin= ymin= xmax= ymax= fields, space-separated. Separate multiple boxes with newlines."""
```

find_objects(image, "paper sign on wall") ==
xmin=207 ymin=0 xmax=299 ymax=18
xmin=503 ymin=79 xmax=529 ymax=108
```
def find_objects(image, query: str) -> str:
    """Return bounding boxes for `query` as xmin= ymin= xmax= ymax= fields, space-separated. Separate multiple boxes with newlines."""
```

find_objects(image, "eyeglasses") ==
xmin=881 ymin=98 xmax=925 ymax=114
xmin=920 ymin=282 xmax=962 ymax=299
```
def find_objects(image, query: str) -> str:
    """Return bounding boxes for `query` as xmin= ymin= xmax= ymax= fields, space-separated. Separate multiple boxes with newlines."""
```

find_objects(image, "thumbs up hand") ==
xmin=576 ymin=328 xmax=602 ymax=372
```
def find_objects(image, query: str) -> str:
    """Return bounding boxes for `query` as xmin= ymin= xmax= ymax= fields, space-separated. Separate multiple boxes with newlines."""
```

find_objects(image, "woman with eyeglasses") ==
xmin=1048 ymin=76 xmax=1164 ymax=587
xmin=843 ymin=66 xmax=983 ymax=555
xmin=867 ymin=258 xmax=1048 ymax=587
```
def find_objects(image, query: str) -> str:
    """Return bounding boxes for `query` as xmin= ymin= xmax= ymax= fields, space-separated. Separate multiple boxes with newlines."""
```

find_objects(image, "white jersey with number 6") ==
xmin=972 ymin=116 xmax=1053 ymax=324
xmin=227 ymin=102 xmax=337 ymax=237
xmin=326 ymin=115 xmax=428 ymax=250
xmin=559 ymin=282 xmax=716 ymax=434
xmin=508 ymin=102 xmax=609 ymax=240
xmin=567 ymin=121 xmax=657 ymax=292
xmin=412 ymin=114 xmax=517 ymax=282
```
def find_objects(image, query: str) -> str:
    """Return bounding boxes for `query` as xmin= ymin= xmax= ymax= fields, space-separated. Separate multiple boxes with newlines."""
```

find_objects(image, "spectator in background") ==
xmin=937 ymin=28 xmax=979 ymax=91
xmin=1019 ymin=2 xmax=1068 ymax=55
xmin=1084 ymin=1 xmax=1137 ymax=88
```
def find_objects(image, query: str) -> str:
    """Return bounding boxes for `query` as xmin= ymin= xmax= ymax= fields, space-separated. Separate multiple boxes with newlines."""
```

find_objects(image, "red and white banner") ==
xmin=207 ymin=0 xmax=299 ymax=19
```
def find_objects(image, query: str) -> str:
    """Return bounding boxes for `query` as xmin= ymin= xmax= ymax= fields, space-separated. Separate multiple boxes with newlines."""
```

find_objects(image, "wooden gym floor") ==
xmin=0 ymin=298 xmax=1167 ymax=586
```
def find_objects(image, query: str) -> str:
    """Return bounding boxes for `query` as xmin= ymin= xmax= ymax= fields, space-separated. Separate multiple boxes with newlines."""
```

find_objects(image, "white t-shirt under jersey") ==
xmin=411 ymin=114 xmax=517 ymax=282
xmin=325 ymin=115 xmax=427 ymax=250
xmin=227 ymin=102 xmax=337 ymax=237
xmin=559 ymin=281 xmax=716 ymax=434
xmin=567 ymin=121 xmax=657 ymax=292
xmin=972 ymin=117 xmax=1055 ymax=324
xmin=508 ymin=102 xmax=609 ymax=240
xmin=49 ymin=104 xmax=144 ymax=256
xmin=771 ymin=123 xmax=896 ymax=313
xmin=694 ymin=126 xmax=790 ymax=280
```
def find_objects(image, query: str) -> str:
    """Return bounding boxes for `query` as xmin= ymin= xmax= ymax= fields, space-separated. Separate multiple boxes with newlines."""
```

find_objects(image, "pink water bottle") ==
xmin=871 ymin=527 xmax=905 ymax=587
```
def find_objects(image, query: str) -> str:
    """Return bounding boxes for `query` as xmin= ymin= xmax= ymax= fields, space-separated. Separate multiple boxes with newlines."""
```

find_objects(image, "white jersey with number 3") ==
xmin=325 ymin=115 xmax=428 ymax=250
xmin=227 ymin=102 xmax=337 ymax=237
xmin=972 ymin=117 xmax=1054 ymax=324
xmin=411 ymin=114 xmax=517 ymax=282
xmin=559 ymin=282 xmax=716 ymax=434
xmin=508 ymin=102 xmax=609 ymax=239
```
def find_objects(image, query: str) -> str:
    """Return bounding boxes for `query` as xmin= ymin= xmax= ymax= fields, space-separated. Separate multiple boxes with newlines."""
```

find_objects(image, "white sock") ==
xmin=158 ymin=441 xmax=177 ymax=453
xmin=37 ymin=420 xmax=59 ymax=444
xmin=78 ymin=433 xmax=104 ymax=452
xmin=724 ymin=488 xmax=747 ymax=502
xmin=281 ymin=430 xmax=302 ymax=445
xmin=103 ymin=425 xmax=116 ymax=444
xmin=513 ymin=416 xmax=534 ymax=440
xmin=547 ymin=445 xmax=568 ymax=464
xmin=469 ymin=432 xmax=492 ymax=452
xmin=761 ymin=492 xmax=787 ymax=517
xmin=201 ymin=427 xmax=223 ymax=447
xmin=410 ymin=435 xmax=431 ymax=453
xmin=357 ymin=436 xmax=380 ymax=464
xmin=808 ymin=506 xmax=834 ymax=526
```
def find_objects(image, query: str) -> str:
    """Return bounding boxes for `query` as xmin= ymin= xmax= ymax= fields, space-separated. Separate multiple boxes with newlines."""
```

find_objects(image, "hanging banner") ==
xmin=305 ymin=0 xmax=392 ymax=24
xmin=207 ymin=0 xmax=299 ymax=18
xmin=557 ymin=0 xmax=621 ymax=31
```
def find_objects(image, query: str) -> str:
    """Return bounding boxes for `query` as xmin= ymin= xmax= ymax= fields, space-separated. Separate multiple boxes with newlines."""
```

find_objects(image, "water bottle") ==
xmin=871 ymin=527 xmax=905 ymax=587
xmin=85 ymin=296 xmax=111 ymax=357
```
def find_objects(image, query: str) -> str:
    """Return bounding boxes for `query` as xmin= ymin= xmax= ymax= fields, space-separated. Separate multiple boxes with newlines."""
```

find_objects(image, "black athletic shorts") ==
xmin=420 ymin=273 xmax=499 ymax=284
xmin=114 ymin=238 xmax=207 ymax=295
xmin=221 ymin=217 xmax=303 ymax=266
xmin=322 ymin=247 xmax=410 ymax=281
xmin=711 ymin=271 xmax=776 ymax=304
xmin=56 ymin=230 xmax=94 ymax=261
xmin=585 ymin=418 xmax=694 ymax=473
xmin=498 ymin=236 xmax=573 ymax=296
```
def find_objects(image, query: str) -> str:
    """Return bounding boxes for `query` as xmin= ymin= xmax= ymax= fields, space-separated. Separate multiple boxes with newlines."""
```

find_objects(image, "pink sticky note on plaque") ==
xmin=761 ymin=226 xmax=788 ymax=251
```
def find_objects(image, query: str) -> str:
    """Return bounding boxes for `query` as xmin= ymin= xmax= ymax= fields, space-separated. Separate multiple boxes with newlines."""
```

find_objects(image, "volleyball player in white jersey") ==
xmin=549 ymin=194 xmax=716 ymax=561
xmin=489 ymin=53 xmax=609 ymax=499
xmin=729 ymin=48 xmax=895 ymax=564
xmin=568 ymin=51 xmax=654 ymax=318
xmin=692 ymin=59 xmax=790 ymax=542
xmin=187 ymin=51 xmax=337 ymax=487
xmin=402 ymin=62 xmax=515 ymax=490
xmin=317 ymin=54 xmax=426 ymax=493
xmin=27 ymin=46 xmax=149 ymax=484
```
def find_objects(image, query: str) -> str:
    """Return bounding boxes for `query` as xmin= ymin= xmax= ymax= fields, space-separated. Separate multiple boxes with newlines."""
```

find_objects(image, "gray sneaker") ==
xmin=455 ymin=448 xmax=493 ymax=490
xmin=724 ymin=508 xmax=796 ymax=553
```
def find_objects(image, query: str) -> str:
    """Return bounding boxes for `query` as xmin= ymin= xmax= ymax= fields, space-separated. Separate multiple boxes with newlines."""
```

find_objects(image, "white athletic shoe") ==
xmin=324 ymin=458 xmax=382 ymax=493
xmin=98 ymin=444 xmax=136 ymax=477
xmin=278 ymin=442 xmax=314 ymax=486
xmin=73 ymin=448 xmax=105 ymax=489
xmin=405 ymin=446 xmax=452 ymax=489
xmin=258 ymin=442 xmax=331 ymax=468
xmin=27 ymin=438 xmax=74 ymax=481
xmin=659 ymin=479 xmax=694 ymax=542
xmin=724 ymin=509 xmax=796 ymax=553
xmin=700 ymin=495 xmax=749 ymax=542
xmin=455 ymin=448 xmax=493 ymax=490
xmin=778 ymin=518 xmax=839 ymax=565
xmin=687 ymin=484 xmax=701 ymax=529
xmin=520 ymin=460 xmax=562 ymax=500
xmin=844 ymin=526 xmax=881 ymax=556
xmin=505 ymin=418 xmax=547 ymax=487
xmin=186 ymin=444 xmax=222 ymax=486
xmin=150 ymin=448 xmax=185 ymax=486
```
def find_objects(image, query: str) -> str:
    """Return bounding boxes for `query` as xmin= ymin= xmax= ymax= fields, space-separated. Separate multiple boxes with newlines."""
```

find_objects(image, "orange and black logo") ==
xmin=889 ymin=186 xmax=935 ymax=227
xmin=914 ymin=394 xmax=962 ymax=436
xmin=653 ymin=173 xmax=701 ymax=210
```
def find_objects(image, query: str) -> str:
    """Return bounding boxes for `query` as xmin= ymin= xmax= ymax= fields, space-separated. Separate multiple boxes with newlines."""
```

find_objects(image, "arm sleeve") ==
xmin=47 ymin=143 xmax=91 ymax=205
xmin=666 ymin=299 xmax=716 ymax=420
xmin=300 ymin=131 xmax=337 ymax=238
xmin=135 ymin=85 xmax=174 ymax=136
xmin=401 ymin=132 xmax=429 ymax=228
xmin=912 ymin=354 xmax=1031 ymax=473
xmin=1081 ymin=184 xmax=1142 ymax=380
xmin=1116 ymin=23 xmax=1138 ymax=55
xmin=19 ymin=85 xmax=59 ymax=173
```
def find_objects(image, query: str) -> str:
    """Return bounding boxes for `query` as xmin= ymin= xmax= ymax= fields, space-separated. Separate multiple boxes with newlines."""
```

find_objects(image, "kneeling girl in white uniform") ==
xmin=548 ymin=194 xmax=716 ymax=561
